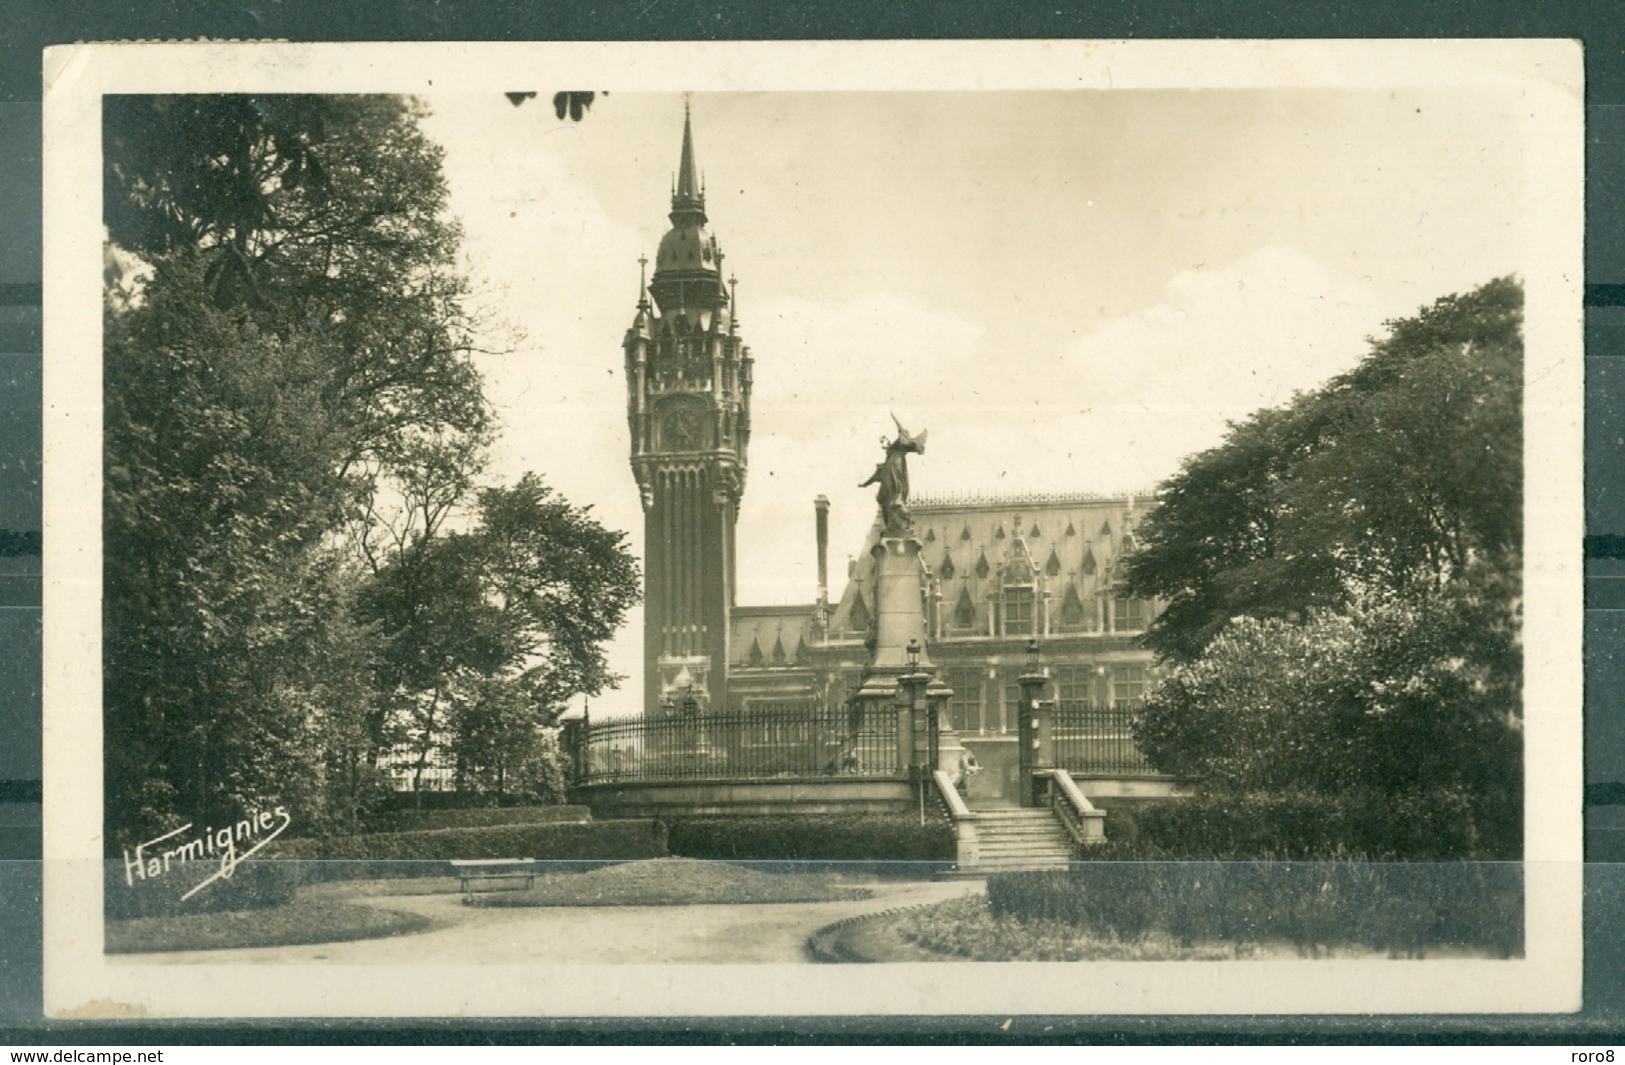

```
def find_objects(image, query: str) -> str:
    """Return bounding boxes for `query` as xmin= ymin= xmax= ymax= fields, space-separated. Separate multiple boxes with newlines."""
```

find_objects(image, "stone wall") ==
xmin=576 ymin=777 xmax=918 ymax=819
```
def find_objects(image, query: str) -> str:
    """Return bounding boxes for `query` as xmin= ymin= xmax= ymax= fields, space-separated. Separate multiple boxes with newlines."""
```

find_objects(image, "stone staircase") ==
xmin=954 ymin=805 xmax=1076 ymax=874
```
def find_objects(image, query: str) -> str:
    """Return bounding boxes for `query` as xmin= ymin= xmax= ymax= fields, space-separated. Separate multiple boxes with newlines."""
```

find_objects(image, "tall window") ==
xmin=1051 ymin=664 xmax=1095 ymax=705
xmin=1112 ymin=664 xmax=1148 ymax=704
xmin=1112 ymin=596 xmax=1145 ymax=632
xmin=944 ymin=667 xmax=983 ymax=733
xmin=1003 ymin=672 xmax=1027 ymax=734
xmin=1004 ymin=586 xmax=1035 ymax=636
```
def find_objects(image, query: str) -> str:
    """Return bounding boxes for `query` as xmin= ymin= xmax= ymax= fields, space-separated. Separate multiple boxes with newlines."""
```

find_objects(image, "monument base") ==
xmin=866 ymin=535 xmax=932 ymax=674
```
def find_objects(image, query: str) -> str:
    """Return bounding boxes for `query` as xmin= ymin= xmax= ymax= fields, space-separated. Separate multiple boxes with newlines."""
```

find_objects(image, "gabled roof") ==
xmin=730 ymin=605 xmax=817 ymax=669
xmin=823 ymin=492 xmax=1155 ymax=637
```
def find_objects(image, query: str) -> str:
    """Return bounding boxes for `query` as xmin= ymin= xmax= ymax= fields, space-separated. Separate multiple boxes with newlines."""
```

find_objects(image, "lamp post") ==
xmin=1018 ymin=638 xmax=1052 ymax=808
xmin=560 ymin=708 xmax=588 ymax=789
xmin=900 ymin=637 xmax=935 ymax=825
xmin=680 ymin=681 xmax=709 ymax=767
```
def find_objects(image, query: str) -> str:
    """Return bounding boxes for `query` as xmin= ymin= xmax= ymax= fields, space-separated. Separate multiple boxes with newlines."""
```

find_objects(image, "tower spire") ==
xmin=670 ymin=99 xmax=706 ymax=224
xmin=627 ymin=102 xmax=747 ymax=717
xmin=677 ymin=101 xmax=698 ymax=199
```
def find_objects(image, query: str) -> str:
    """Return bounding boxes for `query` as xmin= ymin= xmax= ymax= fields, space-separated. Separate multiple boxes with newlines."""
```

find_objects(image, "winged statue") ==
xmin=859 ymin=414 xmax=928 ymax=537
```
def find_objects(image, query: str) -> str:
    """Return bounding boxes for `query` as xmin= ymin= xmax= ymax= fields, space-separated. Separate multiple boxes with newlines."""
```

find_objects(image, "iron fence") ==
xmin=576 ymin=702 xmax=901 ymax=785
xmin=1052 ymin=701 xmax=1156 ymax=776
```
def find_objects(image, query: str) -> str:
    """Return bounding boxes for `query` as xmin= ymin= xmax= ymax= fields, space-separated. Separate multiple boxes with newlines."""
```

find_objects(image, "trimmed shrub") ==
xmin=105 ymin=855 xmax=300 ymax=920
xmin=373 ymin=805 xmax=592 ymax=833
xmin=986 ymin=861 xmax=1522 ymax=957
xmin=666 ymin=812 xmax=955 ymax=863
xmin=268 ymin=818 xmax=667 ymax=881
xmin=1104 ymin=786 xmax=1503 ymax=861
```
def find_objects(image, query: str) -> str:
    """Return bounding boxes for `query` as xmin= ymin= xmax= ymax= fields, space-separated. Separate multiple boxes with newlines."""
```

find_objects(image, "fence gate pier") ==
xmin=1017 ymin=667 xmax=1052 ymax=807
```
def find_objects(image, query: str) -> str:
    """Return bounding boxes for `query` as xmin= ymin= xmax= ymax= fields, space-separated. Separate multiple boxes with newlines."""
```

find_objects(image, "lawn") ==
xmin=106 ymin=894 xmax=434 ymax=954
xmin=106 ymin=858 xmax=874 ymax=952
xmin=467 ymin=858 xmax=873 ymax=907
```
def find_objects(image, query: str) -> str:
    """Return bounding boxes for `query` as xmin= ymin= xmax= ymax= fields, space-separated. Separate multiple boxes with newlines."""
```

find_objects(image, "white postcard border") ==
xmin=42 ymin=38 xmax=1585 ymax=1018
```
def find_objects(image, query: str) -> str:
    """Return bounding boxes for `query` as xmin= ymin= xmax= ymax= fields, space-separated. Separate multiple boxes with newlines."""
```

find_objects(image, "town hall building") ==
xmin=623 ymin=105 xmax=1165 ymax=797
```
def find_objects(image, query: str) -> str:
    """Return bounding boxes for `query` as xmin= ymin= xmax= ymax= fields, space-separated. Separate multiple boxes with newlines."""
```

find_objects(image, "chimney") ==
xmin=814 ymin=495 xmax=830 ymax=609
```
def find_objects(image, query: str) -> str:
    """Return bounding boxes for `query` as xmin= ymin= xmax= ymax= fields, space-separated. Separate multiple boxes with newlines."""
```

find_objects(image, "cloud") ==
xmin=746 ymin=292 xmax=986 ymax=413
xmin=1066 ymin=245 xmax=1382 ymax=413
xmin=1037 ymin=245 xmax=1383 ymax=487
xmin=732 ymin=249 xmax=1387 ymax=609
xmin=425 ymin=97 xmax=1396 ymax=709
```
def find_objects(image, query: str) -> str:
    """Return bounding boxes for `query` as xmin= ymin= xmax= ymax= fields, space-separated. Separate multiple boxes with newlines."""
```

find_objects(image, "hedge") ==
xmin=665 ymin=812 xmax=955 ymax=863
xmin=372 ymin=805 xmax=593 ymax=833
xmin=105 ymin=855 xmax=300 ymax=920
xmin=1095 ymin=786 xmax=1513 ymax=861
xmin=268 ymin=819 xmax=668 ymax=881
xmin=987 ymin=860 xmax=1523 ymax=957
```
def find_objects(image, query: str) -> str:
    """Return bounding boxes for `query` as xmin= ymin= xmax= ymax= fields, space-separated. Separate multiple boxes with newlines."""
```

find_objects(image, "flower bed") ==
xmin=985 ymin=861 xmax=1522 ymax=957
xmin=896 ymin=896 xmax=1243 ymax=962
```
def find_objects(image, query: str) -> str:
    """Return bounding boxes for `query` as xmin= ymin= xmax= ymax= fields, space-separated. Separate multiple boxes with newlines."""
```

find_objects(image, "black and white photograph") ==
xmin=41 ymin=39 xmax=1583 ymax=1017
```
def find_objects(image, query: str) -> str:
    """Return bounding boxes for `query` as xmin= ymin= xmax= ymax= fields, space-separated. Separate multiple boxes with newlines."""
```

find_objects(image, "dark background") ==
xmin=1 ymin=0 xmax=1622 ymax=1043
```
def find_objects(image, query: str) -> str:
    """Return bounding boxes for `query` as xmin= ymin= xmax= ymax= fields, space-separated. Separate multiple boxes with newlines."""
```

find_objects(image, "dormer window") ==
xmin=849 ymin=593 xmax=871 ymax=632
xmin=1004 ymin=585 xmax=1035 ymax=636
xmin=1059 ymin=583 xmax=1087 ymax=627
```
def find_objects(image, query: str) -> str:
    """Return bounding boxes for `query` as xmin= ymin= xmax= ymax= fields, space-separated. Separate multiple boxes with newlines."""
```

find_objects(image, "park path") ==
xmin=118 ymin=877 xmax=983 ymax=966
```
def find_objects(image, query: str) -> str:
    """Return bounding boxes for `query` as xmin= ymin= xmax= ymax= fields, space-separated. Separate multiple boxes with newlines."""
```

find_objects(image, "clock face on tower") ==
xmin=664 ymin=407 xmax=699 ymax=450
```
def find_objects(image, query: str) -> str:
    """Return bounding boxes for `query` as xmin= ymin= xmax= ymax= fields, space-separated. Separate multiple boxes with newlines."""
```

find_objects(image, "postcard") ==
xmin=42 ymin=39 xmax=1584 ymax=1018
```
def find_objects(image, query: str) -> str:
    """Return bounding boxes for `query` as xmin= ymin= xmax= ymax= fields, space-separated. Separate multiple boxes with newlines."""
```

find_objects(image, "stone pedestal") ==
xmin=869 ymin=536 xmax=932 ymax=668
xmin=856 ymin=536 xmax=943 ymax=700
xmin=850 ymin=535 xmax=953 ymax=777
xmin=1016 ymin=670 xmax=1052 ymax=806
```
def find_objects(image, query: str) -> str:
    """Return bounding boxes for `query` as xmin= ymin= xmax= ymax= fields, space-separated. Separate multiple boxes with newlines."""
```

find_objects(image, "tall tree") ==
xmin=1124 ymin=276 xmax=1522 ymax=665
xmin=356 ymin=474 xmax=640 ymax=802
xmin=103 ymin=95 xmax=491 ymax=845
xmin=1121 ymin=278 xmax=1524 ymax=858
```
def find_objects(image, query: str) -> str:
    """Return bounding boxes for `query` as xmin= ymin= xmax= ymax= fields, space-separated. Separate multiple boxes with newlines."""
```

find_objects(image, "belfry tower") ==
xmin=624 ymin=104 xmax=752 ymax=714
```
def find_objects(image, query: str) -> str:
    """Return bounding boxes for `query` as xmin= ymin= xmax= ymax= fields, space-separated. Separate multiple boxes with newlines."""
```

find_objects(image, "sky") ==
xmin=415 ymin=89 xmax=1530 ymax=714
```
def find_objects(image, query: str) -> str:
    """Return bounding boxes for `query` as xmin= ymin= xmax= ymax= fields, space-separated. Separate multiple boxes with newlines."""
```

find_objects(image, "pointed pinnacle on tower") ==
xmin=678 ymin=100 xmax=698 ymax=198
xmin=670 ymin=99 xmax=706 ymax=224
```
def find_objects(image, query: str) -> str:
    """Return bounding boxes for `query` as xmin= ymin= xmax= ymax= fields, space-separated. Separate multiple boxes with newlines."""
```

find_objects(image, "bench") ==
xmin=449 ymin=858 xmax=536 ymax=901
